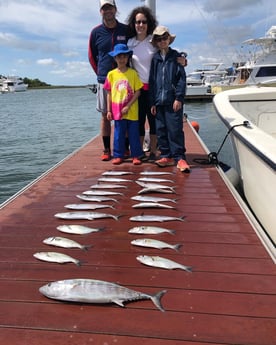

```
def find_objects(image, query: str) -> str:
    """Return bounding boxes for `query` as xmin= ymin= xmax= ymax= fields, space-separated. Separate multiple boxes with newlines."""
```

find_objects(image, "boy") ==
xmin=104 ymin=43 xmax=144 ymax=165
xmin=149 ymin=26 xmax=190 ymax=172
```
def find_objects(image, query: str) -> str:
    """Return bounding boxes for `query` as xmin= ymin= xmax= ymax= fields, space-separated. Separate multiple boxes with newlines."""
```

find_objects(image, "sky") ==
xmin=1 ymin=0 xmax=276 ymax=86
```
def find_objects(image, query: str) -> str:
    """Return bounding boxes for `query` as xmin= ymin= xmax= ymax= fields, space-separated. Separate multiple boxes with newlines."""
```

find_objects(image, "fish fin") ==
xmin=173 ymin=244 xmax=182 ymax=252
xmin=151 ymin=290 xmax=167 ymax=312
xmin=113 ymin=299 xmax=125 ymax=307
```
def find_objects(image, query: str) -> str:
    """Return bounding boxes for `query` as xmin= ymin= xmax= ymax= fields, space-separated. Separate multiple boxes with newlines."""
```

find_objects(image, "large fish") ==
xmin=131 ymin=195 xmax=177 ymax=203
xmin=131 ymin=238 xmax=181 ymax=251
xmin=102 ymin=171 xmax=134 ymax=176
xmin=65 ymin=203 xmax=114 ymax=210
xmin=137 ymin=177 xmax=174 ymax=183
xmin=98 ymin=177 xmax=133 ymax=183
xmin=132 ymin=202 xmax=175 ymax=209
xmin=54 ymin=211 xmax=121 ymax=221
xmin=43 ymin=236 xmax=91 ymax=251
xmin=33 ymin=252 xmax=82 ymax=266
xmin=130 ymin=214 xmax=186 ymax=222
xmin=39 ymin=278 xmax=166 ymax=312
xmin=128 ymin=226 xmax=176 ymax=235
xmin=140 ymin=171 xmax=173 ymax=176
xmin=90 ymin=183 xmax=127 ymax=189
xmin=57 ymin=224 xmax=104 ymax=235
xmin=138 ymin=188 xmax=175 ymax=195
xmin=136 ymin=181 xmax=175 ymax=191
xmin=76 ymin=194 xmax=118 ymax=203
xmin=83 ymin=190 xmax=123 ymax=196
xmin=137 ymin=255 xmax=192 ymax=272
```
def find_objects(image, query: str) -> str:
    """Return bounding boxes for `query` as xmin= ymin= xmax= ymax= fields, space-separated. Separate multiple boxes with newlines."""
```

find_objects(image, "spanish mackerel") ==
xmin=90 ymin=183 xmax=127 ymax=189
xmin=64 ymin=203 xmax=114 ymax=210
xmin=43 ymin=236 xmax=91 ymax=251
xmin=33 ymin=252 xmax=82 ymax=266
xmin=83 ymin=190 xmax=123 ymax=196
xmin=130 ymin=214 xmax=186 ymax=222
xmin=98 ymin=177 xmax=133 ymax=183
xmin=138 ymin=188 xmax=175 ymax=195
xmin=131 ymin=195 xmax=177 ymax=203
xmin=57 ymin=224 xmax=104 ymax=235
xmin=131 ymin=238 xmax=181 ymax=251
xmin=140 ymin=171 xmax=173 ymax=176
xmin=76 ymin=194 xmax=118 ymax=202
xmin=137 ymin=255 xmax=192 ymax=272
xmin=102 ymin=171 xmax=134 ymax=176
xmin=137 ymin=177 xmax=174 ymax=183
xmin=39 ymin=278 xmax=166 ymax=312
xmin=128 ymin=226 xmax=175 ymax=235
xmin=132 ymin=202 xmax=175 ymax=209
xmin=136 ymin=181 xmax=175 ymax=191
xmin=54 ymin=211 xmax=121 ymax=221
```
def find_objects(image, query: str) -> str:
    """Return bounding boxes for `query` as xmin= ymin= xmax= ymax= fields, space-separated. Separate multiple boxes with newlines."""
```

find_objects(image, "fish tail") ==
xmin=114 ymin=214 xmax=123 ymax=221
xmin=82 ymin=245 xmax=92 ymax=251
xmin=179 ymin=215 xmax=186 ymax=222
xmin=151 ymin=289 xmax=167 ymax=312
xmin=172 ymin=199 xmax=178 ymax=203
xmin=173 ymin=244 xmax=182 ymax=252
xmin=111 ymin=204 xmax=116 ymax=209
xmin=185 ymin=266 xmax=193 ymax=273
xmin=98 ymin=227 xmax=106 ymax=232
xmin=169 ymin=230 xmax=176 ymax=235
xmin=76 ymin=260 xmax=84 ymax=266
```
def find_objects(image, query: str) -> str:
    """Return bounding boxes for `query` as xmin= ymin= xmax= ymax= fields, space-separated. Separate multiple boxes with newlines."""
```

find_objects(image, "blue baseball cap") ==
xmin=108 ymin=44 xmax=133 ymax=57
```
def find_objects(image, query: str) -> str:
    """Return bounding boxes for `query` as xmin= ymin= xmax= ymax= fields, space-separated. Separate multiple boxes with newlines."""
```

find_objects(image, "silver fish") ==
xmin=131 ymin=238 xmax=181 ymax=251
xmin=98 ymin=177 xmax=132 ymax=183
xmin=137 ymin=177 xmax=174 ymax=183
xmin=138 ymin=188 xmax=175 ymax=195
xmin=54 ymin=212 xmax=121 ymax=221
xmin=90 ymin=183 xmax=127 ymax=189
xmin=132 ymin=202 xmax=175 ymax=209
xmin=43 ymin=236 xmax=91 ymax=251
xmin=102 ymin=171 xmax=134 ymax=176
xmin=140 ymin=171 xmax=173 ymax=176
xmin=33 ymin=252 xmax=82 ymax=266
xmin=137 ymin=255 xmax=192 ymax=272
xmin=136 ymin=181 xmax=175 ymax=191
xmin=131 ymin=195 xmax=177 ymax=204
xmin=128 ymin=226 xmax=176 ymax=235
xmin=83 ymin=190 xmax=123 ymax=196
xmin=76 ymin=194 xmax=118 ymax=203
xmin=39 ymin=278 xmax=166 ymax=312
xmin=57 ymin=224 xmax=104 ymax=235
xmin=130 ymin=214 xmax=186 ymax=222
xmin=65 ymin=203 xmax=114 ymax=210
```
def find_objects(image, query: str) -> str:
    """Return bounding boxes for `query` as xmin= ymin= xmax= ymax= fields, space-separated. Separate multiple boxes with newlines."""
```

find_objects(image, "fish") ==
xmin=57 ymin=224 xmax=104 ymax=235
xmin=43 ymin=236 xmax=91 ymax=251
xmin=76 ymin=194 xmax=118 ymax=203
xmin=128 ymin=226 xmax=176 ymax=235
xmin=131 ymin=195 xmax=177 ymax=203
xmin=39 ymin=278 xmax=166 ymax=312
xmin=137 ymin=177 xmax=174 ymax=183
xmin=130 ymin=214 xmax=186 ymax=222
xmin=131 ymin=238 xmax=181 ymax=251
xmin=138 ymin=188 xmax=175 ymax=195
xmin=90 ymin=183 xmax=127 ymax=189
xmin=83 ymin=190 xmax=123 ymax=196
xmin=98 ymin=177 xmax=133 ymax=183
xmin=136 ymin=255 xmax=192 ymax=272
xmin=65 ymin=203 xmax=115 ymax=210
xmin=136 ymin=181 xmax=175 ymax=191
xmin=102 ymin=171 xmax=134 ymax=176
xmin=54 ymin=212 xmax=121 ymax=221
xmin=140 ymin=171 xmax=173 ymax=176
xmin=33 ymin=252 xmax=82 ymax=266
xmin=132 ymin=202 xmax=175 ymax=209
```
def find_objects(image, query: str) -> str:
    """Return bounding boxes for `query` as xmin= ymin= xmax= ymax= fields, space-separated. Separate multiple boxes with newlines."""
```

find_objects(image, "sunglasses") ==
xmin=155 ymin=34 xmax=169 ymax=42
xmin=135 ymin=20 xmax=148 ymax=25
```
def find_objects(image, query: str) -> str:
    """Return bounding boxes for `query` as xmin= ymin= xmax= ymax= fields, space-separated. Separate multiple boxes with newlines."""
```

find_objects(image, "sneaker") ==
xmin=177 ymin=159 xmax=190 ymax=173
xmin=101 ymin=150 xmax=111 ymax=161
xmin=139 ymin=153 xmax=149 ymax=161
xmin=148 ymin=152 xmax=156 ymax=162
xmin=155 ymin=157 xmax=175 ymax=167
xmin=112 ymin=158 xmax=123 ymax=165
xmin=133 ymin=157 xmax=142 ymax=165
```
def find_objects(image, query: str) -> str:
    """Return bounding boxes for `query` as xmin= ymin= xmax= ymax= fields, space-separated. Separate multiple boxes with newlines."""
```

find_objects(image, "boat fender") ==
xmin=190 ymin=121 xmax=200 ymax=133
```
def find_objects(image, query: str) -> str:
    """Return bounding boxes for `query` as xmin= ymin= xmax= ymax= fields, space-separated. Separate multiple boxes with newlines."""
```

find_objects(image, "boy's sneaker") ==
xmin=155 ymin=157 xmax=175 ymax=167
xmin=133 ymin=157 xmax=142 ymax=165
xmin=101 ymin=150 xmax=111 ymax=161
xmin=177 ymin=159 xmax=190 ymax=173
xmin=112 ymin=158 xmax=123 ymax=165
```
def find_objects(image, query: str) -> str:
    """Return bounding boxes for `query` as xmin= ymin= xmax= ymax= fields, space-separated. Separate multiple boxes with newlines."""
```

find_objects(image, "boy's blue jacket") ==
xmin=88 ymin=21 xmax=128 ymax=84
xmin=149 ymin=47 xmax=186 ymax=106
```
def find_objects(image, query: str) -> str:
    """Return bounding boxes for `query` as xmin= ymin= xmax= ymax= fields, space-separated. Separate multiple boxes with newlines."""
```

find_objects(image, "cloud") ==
xmin=37 ymin=58 xmax=57 ymax=66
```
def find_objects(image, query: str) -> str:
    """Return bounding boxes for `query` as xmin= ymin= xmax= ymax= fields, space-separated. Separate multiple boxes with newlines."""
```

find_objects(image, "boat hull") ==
xmin=213 ymin=86 xmax=276 ymax=244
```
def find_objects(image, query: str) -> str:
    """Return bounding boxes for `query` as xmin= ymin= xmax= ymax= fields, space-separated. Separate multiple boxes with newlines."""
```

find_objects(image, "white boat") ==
xmin=213 ymin=86 xmax=276 ymax=245
xmin=187 ymin=63 xmax=229 ymax=86
xmin=1 ymin=76 xmax=28 ymax=93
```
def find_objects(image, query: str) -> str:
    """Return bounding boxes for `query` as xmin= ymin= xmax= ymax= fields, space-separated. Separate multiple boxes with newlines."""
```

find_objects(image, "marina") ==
xmin=1 ymin=119 xmax=275 ymax=344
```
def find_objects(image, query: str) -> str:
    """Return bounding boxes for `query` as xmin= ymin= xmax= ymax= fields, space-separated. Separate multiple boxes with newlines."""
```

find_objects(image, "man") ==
xmin=88 ymin=0 xmax=128 ymax=161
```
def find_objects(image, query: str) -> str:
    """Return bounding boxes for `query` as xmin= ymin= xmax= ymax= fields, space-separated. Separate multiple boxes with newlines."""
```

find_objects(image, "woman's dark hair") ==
xmin=126 ymin=6 xmax=158 ymax=38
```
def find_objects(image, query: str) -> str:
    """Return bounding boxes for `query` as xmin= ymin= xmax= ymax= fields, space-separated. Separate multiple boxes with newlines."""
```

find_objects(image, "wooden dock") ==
xmin=1 ymin=122 xmax=276 ymax=345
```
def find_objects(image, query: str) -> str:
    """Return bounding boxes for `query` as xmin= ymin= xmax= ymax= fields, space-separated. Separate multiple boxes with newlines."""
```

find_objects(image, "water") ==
xmin=0 ymin=88 xmax=233 ymax=204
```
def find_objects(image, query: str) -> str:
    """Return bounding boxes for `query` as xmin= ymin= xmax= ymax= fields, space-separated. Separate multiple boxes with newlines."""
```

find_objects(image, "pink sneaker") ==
xmin=155 ymin=157 xmax=175 ymax=167
xmin=177 ymin=159 xmax=190 ymax=173
xmin=133 ymin=157 xmax=142 ymax=165
xmin=112 ymin=158 xmax=123 ymax=165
